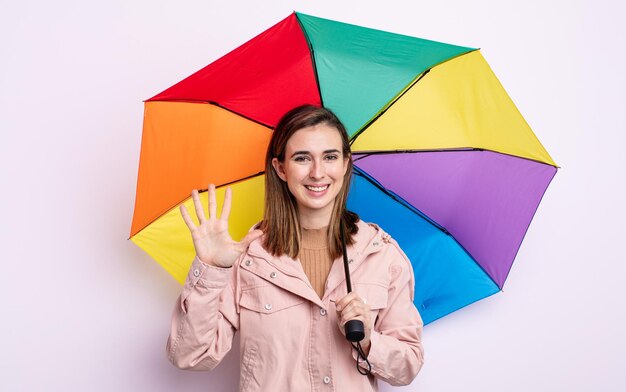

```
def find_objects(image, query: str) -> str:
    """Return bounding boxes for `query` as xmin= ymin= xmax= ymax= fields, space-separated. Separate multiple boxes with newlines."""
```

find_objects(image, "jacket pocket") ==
xmin=239 ymin=285 xmax=305 ymax=314
xmin=354 ymin=282 xmax=389 ymax=310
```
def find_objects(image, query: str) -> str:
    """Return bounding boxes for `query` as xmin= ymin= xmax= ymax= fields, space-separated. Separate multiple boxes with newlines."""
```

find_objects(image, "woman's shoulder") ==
xmin=352 ymin=221 xmax=415 ymax=296
xmin=355 ymin=220 xmax=412 ymax=266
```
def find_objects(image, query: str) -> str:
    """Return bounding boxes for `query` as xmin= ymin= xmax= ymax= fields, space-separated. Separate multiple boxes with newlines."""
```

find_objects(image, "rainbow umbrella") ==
xmin=130 ymin=13 xmax=557 ymax=325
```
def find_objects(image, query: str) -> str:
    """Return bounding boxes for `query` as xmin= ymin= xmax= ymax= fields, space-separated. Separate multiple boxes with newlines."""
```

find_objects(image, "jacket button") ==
xmin=323 ymin=376 xmax=331 ymax=384
xmin=264 ymin=303 xmax=272 ymax=310
xmin=270 ymin=272 xmax=277 ymax=278
xmin=373 ymin=241 xmax=379 ymax=246
xmin=320 ymin=308 xmax=327 ymax=316
xmin=245 ymin=260 xmax=252 ymax=266
xmin=193 ymin=269 xmax=200 ymax=277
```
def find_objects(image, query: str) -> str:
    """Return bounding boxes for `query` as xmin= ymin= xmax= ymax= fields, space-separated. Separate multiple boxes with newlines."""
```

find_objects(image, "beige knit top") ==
xmin=299 ymin=227 xmax=333 ymax=299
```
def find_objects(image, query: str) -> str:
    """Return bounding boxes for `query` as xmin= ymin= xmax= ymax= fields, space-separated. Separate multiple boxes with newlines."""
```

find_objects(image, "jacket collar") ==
xmin=323 ymin=220 xmax=388 ymax=299
xmin=243 ymin=220 xmax=389 ymax=305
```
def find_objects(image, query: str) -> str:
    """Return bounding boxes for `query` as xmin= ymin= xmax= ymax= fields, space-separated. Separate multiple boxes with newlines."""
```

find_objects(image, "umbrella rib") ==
xmin=353 ymin=167 xmax=446 ymax=233
xmin=348 ymin=49 xmax=480 ymax=146
xmin=349 ymin=69 xmax=431 ymax=145
xmin=128 ymin=171 xmax=266 ymax=240
xmin=147 ymin=99 xmax=276 ymax=130
xmin=353 ymin=166 xmax=503 ymax=290
xmin=353 ymin=148 xmax=560 ymax=168
xmin=295 ymin=13 xmax=325 ymax=107
xmin=195 ymin=171 xmax=267 ymax=192
xmin=353 ymin=147 xmax=475 ymax=163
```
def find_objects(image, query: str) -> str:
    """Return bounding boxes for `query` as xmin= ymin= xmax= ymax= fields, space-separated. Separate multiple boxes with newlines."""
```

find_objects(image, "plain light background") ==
xmin=1 ymin=0 xmax=624 ymax=390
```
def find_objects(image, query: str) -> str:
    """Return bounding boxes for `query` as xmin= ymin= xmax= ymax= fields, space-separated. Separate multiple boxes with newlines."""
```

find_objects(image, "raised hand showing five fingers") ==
xmin=180 ymin=184 xmax=263 ymax=268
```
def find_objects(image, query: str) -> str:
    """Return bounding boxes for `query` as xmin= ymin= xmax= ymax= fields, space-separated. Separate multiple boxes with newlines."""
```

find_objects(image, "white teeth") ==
xmin=306 ymin=185 xmax=328 ymax=192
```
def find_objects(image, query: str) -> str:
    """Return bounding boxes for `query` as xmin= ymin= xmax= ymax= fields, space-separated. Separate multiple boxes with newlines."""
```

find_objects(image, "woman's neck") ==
xmin=297 ymin=208 xmax=332 ymax=230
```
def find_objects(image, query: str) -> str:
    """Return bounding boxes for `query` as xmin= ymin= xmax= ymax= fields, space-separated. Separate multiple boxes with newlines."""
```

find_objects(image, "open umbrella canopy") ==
xmin=130 ymin=12 xmax=557 ymax=325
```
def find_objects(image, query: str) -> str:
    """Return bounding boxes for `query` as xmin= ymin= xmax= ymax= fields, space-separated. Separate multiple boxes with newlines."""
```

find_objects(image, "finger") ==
xmin=337 ymin=311 xmax=365 ymax=328
xmin=208 ymin=184 xmax=217 ymax=219
xmin=337 ymin=299 xmax=369 ymax=324
xmin=191 ymin=189 xmax=207 ymax=224
xmin=338 ymin=307 xmax=369 ymax=328
xmin=335 ymin=292 xmax=358 ymax=311
xmin=239 ymin=229 xmax=263 ymax=249
xmin=220 ymin=187 xmax=232 ymax=222
xmin=339 ymin=301 xmax=362 ymax=320
xmin=180 ymin=205 xmax=196 ymax=231
xmin=336 ymin=291 xmax=355 ymax=309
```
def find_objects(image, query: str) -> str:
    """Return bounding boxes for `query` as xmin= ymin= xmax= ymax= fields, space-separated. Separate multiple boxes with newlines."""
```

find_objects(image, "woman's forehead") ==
xmin=286 ymin=123 xmax=343 ymax=152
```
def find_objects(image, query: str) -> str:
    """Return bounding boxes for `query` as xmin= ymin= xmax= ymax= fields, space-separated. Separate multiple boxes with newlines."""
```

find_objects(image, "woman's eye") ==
xmin=325 ymin=154 xmax=339 ymax=161
xmin=294 ymin=156 xmax=309 ymax=162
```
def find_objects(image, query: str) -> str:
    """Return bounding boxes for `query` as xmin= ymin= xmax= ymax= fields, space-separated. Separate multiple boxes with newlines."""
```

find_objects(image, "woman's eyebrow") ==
xmin=290 ymin=150 xmax=310 ymax=158
xmin=289 ymin=149 xmax=340 ymax=158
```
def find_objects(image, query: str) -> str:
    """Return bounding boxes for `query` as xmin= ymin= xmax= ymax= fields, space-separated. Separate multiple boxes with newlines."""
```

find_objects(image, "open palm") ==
xmin=180 ymin=184 xmax=263 ymax=268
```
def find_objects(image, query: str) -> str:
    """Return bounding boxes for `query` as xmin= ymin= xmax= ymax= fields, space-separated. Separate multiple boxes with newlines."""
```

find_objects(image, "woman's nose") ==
xmin=309 ymin=160 xmax=324 ymax=179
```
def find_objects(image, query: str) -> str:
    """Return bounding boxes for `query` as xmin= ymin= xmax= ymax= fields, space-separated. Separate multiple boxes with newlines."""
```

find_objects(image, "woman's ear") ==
xmin=272 ymin=157 xmax=287 ymax=181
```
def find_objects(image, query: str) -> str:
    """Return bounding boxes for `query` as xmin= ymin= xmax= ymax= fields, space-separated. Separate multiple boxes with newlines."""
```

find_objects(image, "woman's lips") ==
xmin=305 ymin=185 xmax=329 ymax=192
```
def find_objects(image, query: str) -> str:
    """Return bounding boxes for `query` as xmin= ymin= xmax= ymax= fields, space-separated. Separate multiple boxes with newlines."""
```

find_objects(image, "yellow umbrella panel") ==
xmin=351 ymin=51 xmax=556 ymax=167
xmin=131 ymin=175 xmax=265 ymax=284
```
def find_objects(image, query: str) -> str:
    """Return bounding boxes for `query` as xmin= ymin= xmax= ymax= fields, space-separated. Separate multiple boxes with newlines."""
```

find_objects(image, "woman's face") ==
xmin=272 ymin=123 xmax=349 ymax=225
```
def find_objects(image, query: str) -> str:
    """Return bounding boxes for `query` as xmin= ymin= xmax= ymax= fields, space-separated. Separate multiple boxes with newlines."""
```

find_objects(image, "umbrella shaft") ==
xmin=341 ymin=222 xmax=352 ymax=293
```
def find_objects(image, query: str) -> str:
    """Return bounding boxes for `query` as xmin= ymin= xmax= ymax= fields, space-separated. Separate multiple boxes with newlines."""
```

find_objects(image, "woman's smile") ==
xmin=305 ymin=184 xmax=330 ymax=194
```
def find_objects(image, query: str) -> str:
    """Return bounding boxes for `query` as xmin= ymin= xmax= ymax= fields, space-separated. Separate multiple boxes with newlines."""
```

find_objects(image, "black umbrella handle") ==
xmin=341 ymin=223 xmax=365 ymax=342
xmin=345 ymin=320 xmax=365 ymax=342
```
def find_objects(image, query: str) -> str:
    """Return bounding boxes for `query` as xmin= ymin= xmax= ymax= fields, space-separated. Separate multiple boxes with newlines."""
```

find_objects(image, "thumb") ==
xmin=240 ymin=229 xmax=263 ymax=248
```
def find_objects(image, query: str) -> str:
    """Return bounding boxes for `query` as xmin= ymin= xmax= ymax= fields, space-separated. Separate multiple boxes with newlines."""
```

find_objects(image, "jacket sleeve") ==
xmin=166 ymin=256 xmax=240 ymax=371
xmin=361 ymin=241 xmax=424 ymax=386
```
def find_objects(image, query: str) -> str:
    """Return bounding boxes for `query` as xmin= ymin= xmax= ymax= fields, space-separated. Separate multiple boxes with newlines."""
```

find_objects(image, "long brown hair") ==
xmin=260 ymin=105 xmax=359 ymax=259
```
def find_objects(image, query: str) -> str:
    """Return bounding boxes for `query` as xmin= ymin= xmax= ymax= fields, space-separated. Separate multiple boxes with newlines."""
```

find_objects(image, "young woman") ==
xmin=167 ymin=105 xmax=424 ymax=391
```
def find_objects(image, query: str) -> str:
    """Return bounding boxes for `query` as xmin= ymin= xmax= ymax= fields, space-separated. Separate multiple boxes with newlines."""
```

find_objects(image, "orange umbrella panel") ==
xmin=130 ymin=102 xmax=271 ymax=237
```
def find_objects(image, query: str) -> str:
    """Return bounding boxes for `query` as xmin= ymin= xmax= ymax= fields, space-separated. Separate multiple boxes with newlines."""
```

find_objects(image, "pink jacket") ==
xmin=167 ymin=220 xmax=424 ymax=391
